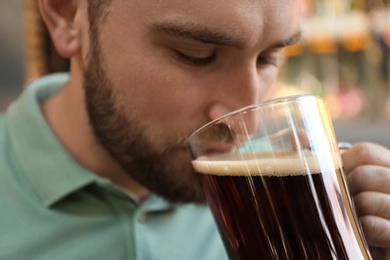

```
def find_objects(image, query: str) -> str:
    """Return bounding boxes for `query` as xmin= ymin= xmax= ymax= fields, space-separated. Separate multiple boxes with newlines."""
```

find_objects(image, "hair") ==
xmin=87 ymin=0 xmax=112 ymax=56
xmin=88 ymin=0 xmax=112 ymax=34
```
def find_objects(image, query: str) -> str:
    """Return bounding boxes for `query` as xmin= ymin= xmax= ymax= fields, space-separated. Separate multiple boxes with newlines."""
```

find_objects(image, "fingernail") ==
xmin=338 ymin=142 xmax=352 ymax=154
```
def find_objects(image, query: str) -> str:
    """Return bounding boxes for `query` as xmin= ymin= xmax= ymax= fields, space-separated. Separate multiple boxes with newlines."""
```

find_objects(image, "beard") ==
xmin=82 ymin=47 xmax=205 ymax=204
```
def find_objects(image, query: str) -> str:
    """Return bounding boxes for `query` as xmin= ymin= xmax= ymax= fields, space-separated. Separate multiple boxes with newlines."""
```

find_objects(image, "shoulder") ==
xmin=0 ymin=110 xmax=27 ymax=195
xmin=0 ymin=112 xmax=5 ymax=133
xmin=0 ymin=110 xmax=18 ymax=185
xmin=0 ymin=112 xmax=9 ymax=159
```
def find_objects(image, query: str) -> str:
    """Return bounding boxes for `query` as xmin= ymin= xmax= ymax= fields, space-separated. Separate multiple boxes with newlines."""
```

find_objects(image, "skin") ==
xmin=342 ymin=143 xmax=390 ymax=248
xmin=38 ymin=0 xmax=389 ymax=250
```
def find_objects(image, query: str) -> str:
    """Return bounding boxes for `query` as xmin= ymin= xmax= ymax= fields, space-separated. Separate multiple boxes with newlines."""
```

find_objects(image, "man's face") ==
xmin=83 ymin=0 xmax=302 ymax=203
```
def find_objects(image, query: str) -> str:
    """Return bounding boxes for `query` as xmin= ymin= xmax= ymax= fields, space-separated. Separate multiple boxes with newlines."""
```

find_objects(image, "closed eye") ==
xmin=175 ymin=51 xmax=217 ymax=67
xmin=257 ymin=56 xmax=278 ymax=66
xmin=257 ymin=50 xmax=283 ymax=67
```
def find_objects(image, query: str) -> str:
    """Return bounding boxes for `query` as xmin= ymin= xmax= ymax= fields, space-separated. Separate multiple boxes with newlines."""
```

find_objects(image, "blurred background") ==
xmin=274 ymin=0 xmax=390 ymax=147
xmin=0 ymin=0 xmax=23 ymax=111
xmin=1 ymin=0 xmax=390 ymax=146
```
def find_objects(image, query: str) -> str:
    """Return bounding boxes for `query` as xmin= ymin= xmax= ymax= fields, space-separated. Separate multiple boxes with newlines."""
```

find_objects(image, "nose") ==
xmin=207 ymin=63 xmax=264 ymax=121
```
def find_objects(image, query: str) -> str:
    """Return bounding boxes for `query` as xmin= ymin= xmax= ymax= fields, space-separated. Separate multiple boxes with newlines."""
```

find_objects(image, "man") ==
xmin=0 ymin=0 xmax=389 ymax=259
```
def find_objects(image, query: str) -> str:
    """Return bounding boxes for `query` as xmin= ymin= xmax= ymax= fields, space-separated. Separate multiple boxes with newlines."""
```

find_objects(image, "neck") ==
xmin=40 ymin=72 xmax=150 ymax=201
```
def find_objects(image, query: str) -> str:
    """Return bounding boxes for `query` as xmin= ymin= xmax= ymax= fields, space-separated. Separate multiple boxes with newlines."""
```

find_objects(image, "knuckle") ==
xmin=360 ymin=216 xmax=377 ymax=236
xmin=359 ymin=216 xmax=390 ymax=247
xmin=354 ymin=192 xmax=373 ymax=215
xmin=347 ymin=166 xmax=375 ymax=191
xmin=353 ymin=142 xmax=373 ymax=159
xmin=354 ymin=192 xmax=389 ymax=216
xmin=353 ymin=142 xmax=390 ymax=165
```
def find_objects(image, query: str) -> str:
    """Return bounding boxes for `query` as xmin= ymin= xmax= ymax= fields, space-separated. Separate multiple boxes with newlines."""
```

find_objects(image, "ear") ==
xmin=38 ymin=0 xmax=81 ymax=58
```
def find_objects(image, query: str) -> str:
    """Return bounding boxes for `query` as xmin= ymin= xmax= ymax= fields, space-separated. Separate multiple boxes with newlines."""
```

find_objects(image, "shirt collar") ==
xmin=6 ymin=73 xmax=98 ymax=207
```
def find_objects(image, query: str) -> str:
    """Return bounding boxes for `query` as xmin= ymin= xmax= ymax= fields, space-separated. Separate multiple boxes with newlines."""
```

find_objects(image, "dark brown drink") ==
xmin=193 ymin=153 xmax=371 ymax=260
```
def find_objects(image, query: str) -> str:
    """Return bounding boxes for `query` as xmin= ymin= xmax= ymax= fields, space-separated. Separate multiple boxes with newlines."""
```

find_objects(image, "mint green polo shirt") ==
xmin=0 ymin=74 xmax=227 ymax=260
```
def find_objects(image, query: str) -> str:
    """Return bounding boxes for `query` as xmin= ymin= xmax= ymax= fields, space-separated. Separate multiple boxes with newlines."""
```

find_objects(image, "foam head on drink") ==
xmin=192 ymin=151 xmax=341 ymax=177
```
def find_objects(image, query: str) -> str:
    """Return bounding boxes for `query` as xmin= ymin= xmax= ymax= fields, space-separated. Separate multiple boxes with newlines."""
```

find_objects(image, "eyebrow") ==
xmin=268 ymin=30 xmax=302 ymax=50
xmin=150 ymin=21 xmax=245 ymax=48
xmin=150 ymin=21 xmax=302 ymax=50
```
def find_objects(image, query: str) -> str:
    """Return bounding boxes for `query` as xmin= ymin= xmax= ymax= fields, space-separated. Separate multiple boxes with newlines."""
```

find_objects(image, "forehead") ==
xmin=104 ymin=0 xmax=302 ymax=46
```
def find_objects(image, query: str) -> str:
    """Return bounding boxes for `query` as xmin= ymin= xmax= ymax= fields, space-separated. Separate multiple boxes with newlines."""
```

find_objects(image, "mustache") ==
xmin=163 ymin=123 xmax=233 ymax=154
xmin=195 ymin=123 xmax=233 ymax=143
xmin=161 ymin=131 xmax=199 ymax=156
xmin=187 ymin=123 xmax=237 ymax=154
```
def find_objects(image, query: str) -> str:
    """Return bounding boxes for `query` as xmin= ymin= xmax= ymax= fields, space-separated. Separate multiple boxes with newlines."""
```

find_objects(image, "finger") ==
xmin=346 ymin=165 xmax=390 ymax=195
xmin=342 ymin=142 xmax=390 ymax=173
xmin=353 ymin=191 xmax=390 ymax=220
xmin=359 ymin=215 xmax=390 ymax=248
xmin=368 ymin=247 xmax=389 ymax=260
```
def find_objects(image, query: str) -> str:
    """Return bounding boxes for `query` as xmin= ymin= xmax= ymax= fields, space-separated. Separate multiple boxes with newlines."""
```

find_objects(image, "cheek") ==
xmin=122 ymin=64 xmax=189 ymax=106
xmin=109 ymin=58 xmax=203 ymax=134
xmin=258 ymin=67 xmax=280 ymax=97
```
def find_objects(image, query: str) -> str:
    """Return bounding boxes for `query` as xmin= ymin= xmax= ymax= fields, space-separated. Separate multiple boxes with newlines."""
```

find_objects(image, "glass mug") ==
xmin=187 ymin=95 xmax=371 ymax=260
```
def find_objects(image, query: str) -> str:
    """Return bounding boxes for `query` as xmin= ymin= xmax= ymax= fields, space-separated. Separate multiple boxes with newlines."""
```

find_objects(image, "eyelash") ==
xmin=175 ymin=51 xmax=279 ymax=67
xmin=257 ymin=55 xmax=279 ymax=66
xmin=175 ymin=51 xmax=217 ymax=67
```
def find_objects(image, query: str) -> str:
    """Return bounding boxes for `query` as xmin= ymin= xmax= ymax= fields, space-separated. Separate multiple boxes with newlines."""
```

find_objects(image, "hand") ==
xmin=341 ymin=142 xmax=390 ymax=249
